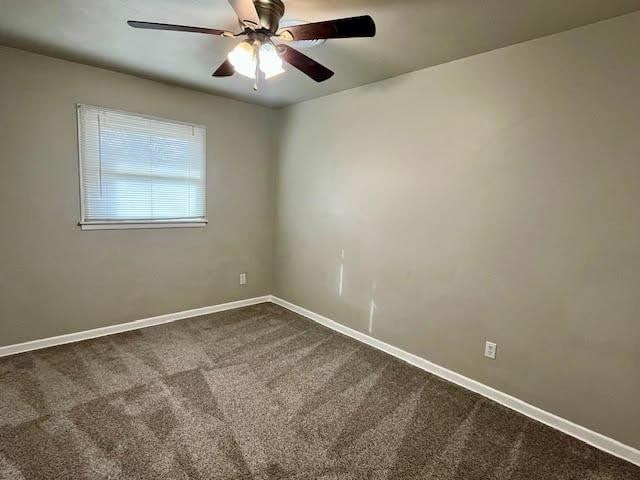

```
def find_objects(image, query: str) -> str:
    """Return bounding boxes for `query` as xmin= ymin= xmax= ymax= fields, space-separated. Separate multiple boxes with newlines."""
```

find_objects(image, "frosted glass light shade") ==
xmin=227 ymin=41 xmax=285 ymax=80
xmin=259 ymin=43 xmax=285 ymax=79
xmin=228 ymin=41 xmax=257 ymax=79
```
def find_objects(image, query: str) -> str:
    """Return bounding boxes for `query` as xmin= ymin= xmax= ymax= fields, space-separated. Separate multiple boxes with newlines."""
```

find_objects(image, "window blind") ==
xmin=77 ymin=104 xmax=206 ymax=227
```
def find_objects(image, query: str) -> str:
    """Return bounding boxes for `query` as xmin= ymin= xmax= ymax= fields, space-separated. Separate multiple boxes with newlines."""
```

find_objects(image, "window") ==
xmin=77 ymin=104 xmax=206 ymax=230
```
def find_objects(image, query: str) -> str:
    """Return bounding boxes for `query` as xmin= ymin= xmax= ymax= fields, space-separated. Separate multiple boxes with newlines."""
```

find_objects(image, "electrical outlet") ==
xmin=484 ymin=341 xmax=497 ymax=359
xmin=239 ymin=273 xmax=247 ymax=285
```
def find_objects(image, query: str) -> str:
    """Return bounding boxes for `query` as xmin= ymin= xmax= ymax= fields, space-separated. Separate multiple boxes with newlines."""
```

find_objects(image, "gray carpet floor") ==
xmin=0 ymin=302 xmax=638 ymax=479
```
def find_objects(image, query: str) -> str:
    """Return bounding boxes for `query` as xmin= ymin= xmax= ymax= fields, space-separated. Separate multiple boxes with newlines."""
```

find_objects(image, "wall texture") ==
xmin=274 ymin=13 xmax=640 ymax=448
xmin=0 ymin=46 xmax=277 ymax=347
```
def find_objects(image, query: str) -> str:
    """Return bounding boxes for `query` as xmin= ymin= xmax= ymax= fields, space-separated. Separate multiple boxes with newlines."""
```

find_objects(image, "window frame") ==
xmin=76 ymin=104 xmax=208 ymax=231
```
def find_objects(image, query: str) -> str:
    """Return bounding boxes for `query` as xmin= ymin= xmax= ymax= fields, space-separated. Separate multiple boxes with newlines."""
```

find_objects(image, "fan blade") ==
xmin=212 ymin=59 xmax=235 ymax=77
xmin=279 ymin=15 xmax=376 ymax=41
xmin=127 ymin=21 xmax=228 ymax=36
xmin=278 ymin=45 xmax=334 ymax=82
xmin=227 ymin=0 xmax=262 ymax=28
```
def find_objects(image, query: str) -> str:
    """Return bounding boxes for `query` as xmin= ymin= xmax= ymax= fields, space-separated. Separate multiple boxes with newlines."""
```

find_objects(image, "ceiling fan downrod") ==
xmin=251 ymin=0 xmax=286 ymax=33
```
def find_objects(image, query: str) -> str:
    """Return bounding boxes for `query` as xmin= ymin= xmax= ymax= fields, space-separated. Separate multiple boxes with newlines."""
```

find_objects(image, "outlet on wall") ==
xmin=484 ymin=341 xmax=497 ymax=359
xmin=239 ymin=273 xmax=247 ymax=285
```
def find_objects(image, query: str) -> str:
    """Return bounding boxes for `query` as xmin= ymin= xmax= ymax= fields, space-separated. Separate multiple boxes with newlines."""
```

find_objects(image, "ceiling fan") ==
xmin=128 ymin=0 xmax=376 ymax=90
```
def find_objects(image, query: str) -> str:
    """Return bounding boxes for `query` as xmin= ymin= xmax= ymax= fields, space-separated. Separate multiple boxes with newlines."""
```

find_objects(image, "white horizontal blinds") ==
xmin=78 ymin=105 xmax=206 ymax=222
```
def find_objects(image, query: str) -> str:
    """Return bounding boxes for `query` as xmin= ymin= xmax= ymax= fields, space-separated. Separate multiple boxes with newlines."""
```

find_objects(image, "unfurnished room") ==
xmin=0 ymin=1 xmax=639 ymax=478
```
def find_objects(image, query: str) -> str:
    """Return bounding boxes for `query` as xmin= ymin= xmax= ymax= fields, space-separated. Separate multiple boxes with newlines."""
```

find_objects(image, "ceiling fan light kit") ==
xmin=127 ymin=0 xmax=376 ymax=90
xmin=228 ymin=40 xmax=285 ymax=90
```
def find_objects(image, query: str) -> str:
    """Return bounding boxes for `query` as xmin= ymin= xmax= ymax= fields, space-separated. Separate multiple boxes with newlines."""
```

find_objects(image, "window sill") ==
xmin=79 ymin=220 xmax=208 ymax=231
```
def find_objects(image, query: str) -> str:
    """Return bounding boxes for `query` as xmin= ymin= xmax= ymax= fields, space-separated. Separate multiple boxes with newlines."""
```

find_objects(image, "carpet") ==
xmin=0 ymin=302 xmax=637 ymax=479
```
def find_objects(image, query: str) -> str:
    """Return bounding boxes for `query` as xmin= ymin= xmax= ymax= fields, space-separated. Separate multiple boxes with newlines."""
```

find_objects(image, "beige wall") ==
xmin=275 ymin=13 xmax=640 ymax=448
xmin=0 ymin=46 xmax=277 ymax=347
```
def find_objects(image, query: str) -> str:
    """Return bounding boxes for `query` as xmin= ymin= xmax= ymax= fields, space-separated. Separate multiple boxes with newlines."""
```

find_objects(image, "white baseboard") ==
xmin=269 ymin=295 xmax=640 ymax=467
xmin=1 ymin=293 xmax=638 ymax=467
xmin=0 ymin=296 xmax=271 ymax=358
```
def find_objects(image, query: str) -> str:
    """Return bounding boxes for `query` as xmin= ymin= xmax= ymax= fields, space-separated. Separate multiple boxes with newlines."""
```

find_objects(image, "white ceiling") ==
xmin=1 ymin=0 xmax=639 ymax=107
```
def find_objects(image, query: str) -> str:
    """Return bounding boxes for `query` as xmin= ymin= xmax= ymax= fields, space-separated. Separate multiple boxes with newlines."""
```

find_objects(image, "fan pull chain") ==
xmin=253 ymin=40 xmax=261 ymax=91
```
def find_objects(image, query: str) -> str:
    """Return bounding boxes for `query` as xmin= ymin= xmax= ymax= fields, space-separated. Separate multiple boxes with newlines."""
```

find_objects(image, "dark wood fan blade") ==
xmin=212 ymin=59 xmax=235 ymax=77
xmin=279 ymin=15 xmax=376 ymax=41
xmin=277 ymin=45 xmax=334 ymax=82
xmin=227 ymin=0 xmax=262 ymax=27
xmin=127 ymin=21 xmax=226 ymax=36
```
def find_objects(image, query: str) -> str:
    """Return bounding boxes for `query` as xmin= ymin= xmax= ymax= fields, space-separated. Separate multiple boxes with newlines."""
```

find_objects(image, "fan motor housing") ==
xmin=253 ymin=0 xmax=285 ymax=33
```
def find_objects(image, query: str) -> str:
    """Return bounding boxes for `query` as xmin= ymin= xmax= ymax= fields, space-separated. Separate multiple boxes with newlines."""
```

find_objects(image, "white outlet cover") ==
xmin=239 ymin=273 xmax=247 ymax=285
xmin=484 ymin=341 xmax=497 ymax=359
